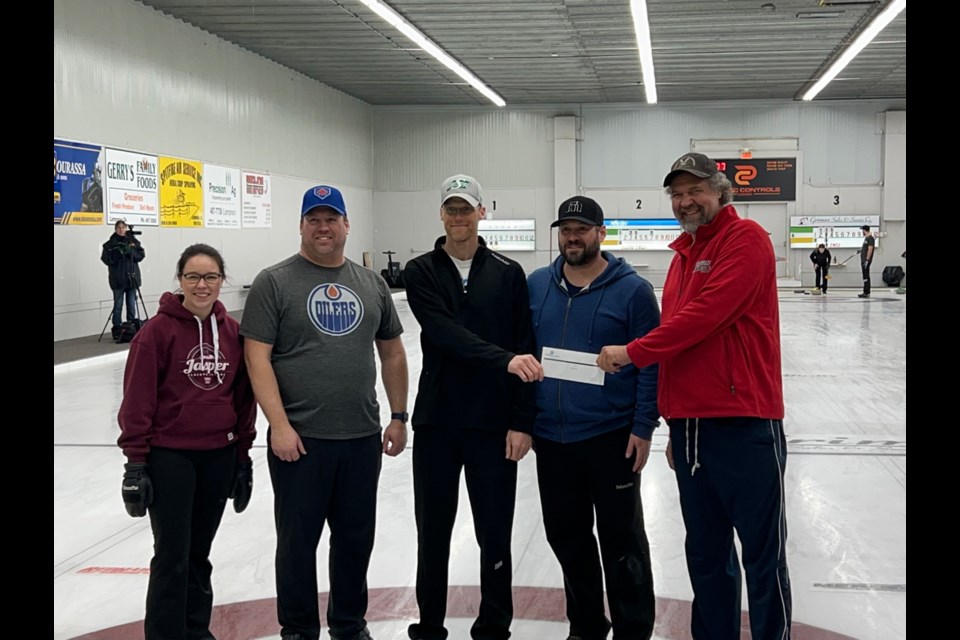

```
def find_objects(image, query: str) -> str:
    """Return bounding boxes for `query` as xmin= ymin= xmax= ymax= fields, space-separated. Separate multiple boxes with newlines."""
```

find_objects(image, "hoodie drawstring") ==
xmin=210 ymin=315 xmax=223 ymax=384
xmin=535 ymin=278 xmax=552 ymax=329
xmin=194 ymin=314 xmax=224 ymax=385
xmin=685 ymin=418 xmax=701 ymax=476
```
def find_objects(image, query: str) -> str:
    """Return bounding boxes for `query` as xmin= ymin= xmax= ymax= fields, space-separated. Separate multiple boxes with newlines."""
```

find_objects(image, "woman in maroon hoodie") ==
xmin=118 ymin=243 xmax=257 ymax=640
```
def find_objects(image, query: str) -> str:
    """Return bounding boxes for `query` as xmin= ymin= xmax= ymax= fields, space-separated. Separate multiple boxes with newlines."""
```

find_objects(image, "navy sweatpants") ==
xmin=668 ymin=418 xmax=792 ymax=640
xmin=268 ymin=432 xmax=382 ymax=640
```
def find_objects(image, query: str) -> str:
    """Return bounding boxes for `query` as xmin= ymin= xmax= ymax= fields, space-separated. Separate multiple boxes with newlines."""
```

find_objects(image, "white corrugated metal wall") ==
xmin=371 ymin=103 xmax=904 ymax=285
xmin=54 ymin=0 xmax=906 ymax=340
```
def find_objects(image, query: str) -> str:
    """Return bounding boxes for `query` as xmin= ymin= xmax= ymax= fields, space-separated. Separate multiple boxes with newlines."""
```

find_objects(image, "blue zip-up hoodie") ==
xmin=528 ymin=252 xmax=661 ymax=443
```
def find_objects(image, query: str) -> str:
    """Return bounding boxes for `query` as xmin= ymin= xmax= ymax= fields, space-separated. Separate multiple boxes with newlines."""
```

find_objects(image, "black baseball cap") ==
xmin=551 ymin=196 xmax=604 ymax=227
xmin=663 ymin=152 xmax=721 ymax=187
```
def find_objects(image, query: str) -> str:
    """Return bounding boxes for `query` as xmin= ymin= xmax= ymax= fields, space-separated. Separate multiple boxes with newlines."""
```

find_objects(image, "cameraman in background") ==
xmin=101 ymin=220 xmax=146 ymax=340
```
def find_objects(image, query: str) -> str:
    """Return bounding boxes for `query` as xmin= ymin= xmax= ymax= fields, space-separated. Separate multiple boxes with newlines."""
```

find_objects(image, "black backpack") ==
xmin=116 ymin=319 xmax=144 ymax=344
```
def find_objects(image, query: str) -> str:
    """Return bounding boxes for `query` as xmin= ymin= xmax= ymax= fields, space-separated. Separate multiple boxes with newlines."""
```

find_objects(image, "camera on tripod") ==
xmin=128 ymin=225 xmax=142 ymax=236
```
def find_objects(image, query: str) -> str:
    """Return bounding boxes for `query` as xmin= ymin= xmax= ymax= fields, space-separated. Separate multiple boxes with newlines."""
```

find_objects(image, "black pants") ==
xmin=814 ymin=264 xmax=829 ymax=292
xmin=409 ymin=426 xmax=518 ymax=640
xmin=668 ymin=418 xmax=791 ymax=640
xmin=268 ymin=432 xmax=381 ymax=640
xmin=145 ymin=445 xmax=237 ymax=640
xmin=535 ymin=427 xmax=655 ymax=640
xmin=861 ymin=261 xmax=872 ymax=295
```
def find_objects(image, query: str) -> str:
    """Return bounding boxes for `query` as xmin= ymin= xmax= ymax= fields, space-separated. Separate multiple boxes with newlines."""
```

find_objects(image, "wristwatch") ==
xmin=391 ymin=412 xmax=409 ymax=423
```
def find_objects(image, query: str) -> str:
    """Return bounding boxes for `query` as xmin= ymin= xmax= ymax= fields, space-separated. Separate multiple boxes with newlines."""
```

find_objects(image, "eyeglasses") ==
xmin=443 ymin=205 xmax=476 ymax=216
xmin=181 ymin=272 xmax=223 ymax=284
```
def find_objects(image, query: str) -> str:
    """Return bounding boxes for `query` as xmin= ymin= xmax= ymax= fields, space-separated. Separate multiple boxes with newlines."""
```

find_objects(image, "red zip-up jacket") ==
xmin=118 ymin=292 xmax=257 ymax=462
xmin=625 ymin=204 xmax=784 ymax=420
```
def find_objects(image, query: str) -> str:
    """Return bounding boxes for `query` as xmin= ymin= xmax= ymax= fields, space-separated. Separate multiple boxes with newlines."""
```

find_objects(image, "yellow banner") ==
xmin=159 ymin=156 xmax=204 ymax=228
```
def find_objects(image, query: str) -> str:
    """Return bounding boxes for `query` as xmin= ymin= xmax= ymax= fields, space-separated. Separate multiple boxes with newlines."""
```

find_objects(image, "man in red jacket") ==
xmin=597 ymin=152 xmax=792 ymax=640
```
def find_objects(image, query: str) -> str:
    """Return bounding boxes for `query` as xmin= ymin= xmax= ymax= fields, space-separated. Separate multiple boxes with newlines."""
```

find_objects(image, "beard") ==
xmin=676 ymin=206 xmax=715 ymax=234
xmin=561 ymin=237 xmax=601 ymax=266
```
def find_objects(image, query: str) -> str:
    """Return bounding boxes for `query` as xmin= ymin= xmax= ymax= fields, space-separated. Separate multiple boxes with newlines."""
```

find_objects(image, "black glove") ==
xmin=121 ymin=463 xmax=153 ymax=518
xmin=231 ymin=459 xmax=253 ymax=513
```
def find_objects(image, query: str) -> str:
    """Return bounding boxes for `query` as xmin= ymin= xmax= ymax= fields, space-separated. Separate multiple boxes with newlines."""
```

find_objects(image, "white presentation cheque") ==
xmin=541 ymin=347 xmax=605 ymax=386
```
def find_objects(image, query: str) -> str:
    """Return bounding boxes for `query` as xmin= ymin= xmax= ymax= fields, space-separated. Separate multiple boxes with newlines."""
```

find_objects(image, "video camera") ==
xmin=128 ymin=225 xmax=142 ymax=236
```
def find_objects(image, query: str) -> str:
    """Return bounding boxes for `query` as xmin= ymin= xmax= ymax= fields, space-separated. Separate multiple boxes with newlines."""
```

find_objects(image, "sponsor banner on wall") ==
xmin=241 ymin=171 xmax=272 ymax=228
xmin=716 ymin=157 xmax=796 ymax=202
xmin=205 ymin=164 xmax=242 ymax=229
xmin=104 ymin=148 xmax=160 ymax=227
xmin=789 ymin=214 xmax=881 ymax=249
xmin=54 ymin=139 xmax=104 ymax=225
xmin=159 ymin=157 xmax=204 ymax=227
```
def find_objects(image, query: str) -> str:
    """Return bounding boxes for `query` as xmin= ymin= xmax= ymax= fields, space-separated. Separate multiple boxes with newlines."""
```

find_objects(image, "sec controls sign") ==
xmin=716 ymin=157 xmax=796 ymax=202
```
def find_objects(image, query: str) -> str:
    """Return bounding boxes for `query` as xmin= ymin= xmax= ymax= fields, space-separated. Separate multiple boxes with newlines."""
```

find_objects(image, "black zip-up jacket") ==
xmin=100 ymin=233 xmax=145 ymax=290
xmin=404 ymin=236 xmax=536 ymax=433
xmin=809 ymin=248 xmax=832 ymax=268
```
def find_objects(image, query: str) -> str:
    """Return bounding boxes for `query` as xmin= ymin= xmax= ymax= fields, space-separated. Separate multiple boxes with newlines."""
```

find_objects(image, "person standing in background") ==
xmin=101 ymin=219 xmax=145 ymax=340
xmin=858 ymin=225 xmax=875 ymax=298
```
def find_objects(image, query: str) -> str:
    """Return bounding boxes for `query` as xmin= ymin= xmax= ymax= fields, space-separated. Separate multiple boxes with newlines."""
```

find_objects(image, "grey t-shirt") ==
xmin=241 ymin=254 xmax=403 ymax=439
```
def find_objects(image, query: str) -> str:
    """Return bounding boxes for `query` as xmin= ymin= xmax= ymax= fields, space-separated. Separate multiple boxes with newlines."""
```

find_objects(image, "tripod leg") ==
xmin=98 ymin=311 xmax=113 ymax=343
xmin=136 ymin=287 xmax=150 ymax=321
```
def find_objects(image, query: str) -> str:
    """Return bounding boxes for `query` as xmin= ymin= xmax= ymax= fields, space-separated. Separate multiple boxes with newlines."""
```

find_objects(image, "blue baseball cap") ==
xmin=301 ymin=185 xmax=347 ymax=217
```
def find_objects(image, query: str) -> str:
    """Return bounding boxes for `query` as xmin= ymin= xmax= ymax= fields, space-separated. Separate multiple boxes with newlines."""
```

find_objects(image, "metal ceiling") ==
xmin=135 ymin=0 xmax=906 ymax=106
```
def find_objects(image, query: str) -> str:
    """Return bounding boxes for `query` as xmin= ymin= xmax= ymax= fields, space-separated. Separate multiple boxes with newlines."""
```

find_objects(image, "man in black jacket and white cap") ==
xmin=403 ymin=173 xmax=543 ymax=640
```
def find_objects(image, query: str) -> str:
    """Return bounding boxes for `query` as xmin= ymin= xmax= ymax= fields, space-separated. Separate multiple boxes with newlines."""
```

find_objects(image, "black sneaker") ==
xmin=858 ymin=293 xmax=870 ymax=298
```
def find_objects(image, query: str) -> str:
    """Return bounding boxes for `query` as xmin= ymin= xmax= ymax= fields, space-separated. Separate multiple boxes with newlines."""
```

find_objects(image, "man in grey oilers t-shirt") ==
xmin=242 ymin=184 xmax=409 ymax=640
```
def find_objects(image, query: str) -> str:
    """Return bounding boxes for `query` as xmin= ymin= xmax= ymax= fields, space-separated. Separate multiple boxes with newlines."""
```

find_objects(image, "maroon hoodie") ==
xmin=118 ymin=291 xmax=257 ymax=463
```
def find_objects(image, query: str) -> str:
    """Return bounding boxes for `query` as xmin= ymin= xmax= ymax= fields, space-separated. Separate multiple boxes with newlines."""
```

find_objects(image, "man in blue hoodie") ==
xmin=528 ymin=196 xmax=661 ymax=640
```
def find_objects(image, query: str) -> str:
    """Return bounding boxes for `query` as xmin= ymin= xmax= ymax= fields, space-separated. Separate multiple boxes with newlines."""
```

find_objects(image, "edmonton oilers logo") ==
xmin=307 ymin=283 xmax=364 ymax=336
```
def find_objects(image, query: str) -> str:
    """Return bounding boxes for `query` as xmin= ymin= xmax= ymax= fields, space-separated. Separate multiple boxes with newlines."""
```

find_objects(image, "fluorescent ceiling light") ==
xmin=802 ymin=0 xmax=906 ymax=101
xmin=355 ymin=0 xmax=506 ymax=107
xmin=629 ymin=0 xmax=658 ymax=104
